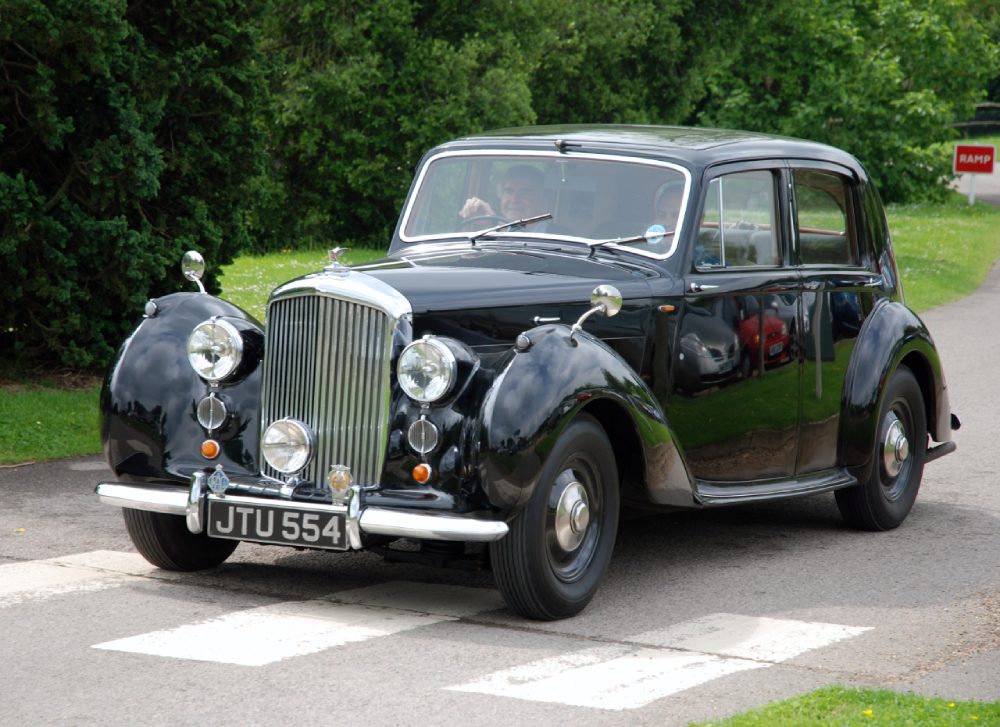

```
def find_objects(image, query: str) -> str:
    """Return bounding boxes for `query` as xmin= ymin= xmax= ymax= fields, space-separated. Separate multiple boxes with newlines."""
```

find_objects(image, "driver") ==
xmin=459 ymin=165 xmax=548 ymax=223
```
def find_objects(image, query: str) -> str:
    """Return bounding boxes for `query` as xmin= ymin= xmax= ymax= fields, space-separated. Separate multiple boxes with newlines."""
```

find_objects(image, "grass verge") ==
xmin=0 ymin=375 xmax=102 ymax=465
xmin=695 ymin=685 xmax=999 ymax=726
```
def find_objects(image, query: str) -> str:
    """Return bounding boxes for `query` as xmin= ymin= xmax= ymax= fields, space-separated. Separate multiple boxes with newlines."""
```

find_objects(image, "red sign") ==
xmin=954 ymin=144 xmax=995 ymax=174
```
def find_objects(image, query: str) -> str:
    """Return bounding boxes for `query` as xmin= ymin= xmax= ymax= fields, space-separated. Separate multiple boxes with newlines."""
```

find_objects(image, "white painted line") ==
xmin=447 ymin=645 xmax=765 ymax=710
xmin=633 ymin=612 xmax=872 ymax=662
xmin=0 ymin=551 xmax=155 ymax=608
xmin=448 ymin=613 xmax=871 ymax=710
xmin=329 ymin=581 xmax=505 ymax=618
xmin=93 ymin=600 xmax=453 ymax=666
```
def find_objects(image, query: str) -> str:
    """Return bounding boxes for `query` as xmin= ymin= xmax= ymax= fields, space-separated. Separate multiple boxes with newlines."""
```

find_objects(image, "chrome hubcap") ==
xmin=883 ymin=415 xmax=910 ymax=478
xmin=554 ymin=481 xmax=590 ymax=552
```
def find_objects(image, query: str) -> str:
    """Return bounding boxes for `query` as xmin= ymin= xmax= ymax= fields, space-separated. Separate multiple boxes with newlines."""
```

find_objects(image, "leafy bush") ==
xmin=696 ymin=0 xmax=998 ymax=202
xmin=0 ymin=0 xmax=268 ymax=368
xmin=250 ymin=0 xmax=759 ymax=252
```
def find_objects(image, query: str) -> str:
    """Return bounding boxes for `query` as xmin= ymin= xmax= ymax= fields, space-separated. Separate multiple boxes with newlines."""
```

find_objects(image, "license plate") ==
xmin=768 ymin=342 xmax=784 ymax=356
xmin=207 ymin=499 xmax=347 ymax=550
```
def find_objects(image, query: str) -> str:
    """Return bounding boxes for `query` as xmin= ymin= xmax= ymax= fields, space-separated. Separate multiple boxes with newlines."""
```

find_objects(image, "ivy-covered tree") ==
xmin=0 ymin=0 xmax=268 ymax=368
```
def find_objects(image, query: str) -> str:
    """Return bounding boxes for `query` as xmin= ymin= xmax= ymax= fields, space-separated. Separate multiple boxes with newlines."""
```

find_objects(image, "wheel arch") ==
xmin=478 ymin=324 xmax=692 ymax=517
xmin=839 ymin=299 xmax=950 ymax=468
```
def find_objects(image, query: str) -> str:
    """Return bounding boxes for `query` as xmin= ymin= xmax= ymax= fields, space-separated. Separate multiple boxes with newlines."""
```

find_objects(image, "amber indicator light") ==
xmin=412 ymin=463 xmax=432 ymax=484
xmin=201 ymin=439 xmax=221 ymax=459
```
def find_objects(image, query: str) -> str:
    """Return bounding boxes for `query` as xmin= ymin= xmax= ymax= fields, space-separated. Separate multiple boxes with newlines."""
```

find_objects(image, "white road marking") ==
xmin=448 ymin=613 xmax=871 ymax=710
xmin=93 ymin=600 xmax=452 ymax=666
xmin=447 ymin=645 xmax=765 ymax=710
xmin=633 ymin=612 xmax=872 ymax=662
xmin=0 ymin=551 xmax=155 ymax=608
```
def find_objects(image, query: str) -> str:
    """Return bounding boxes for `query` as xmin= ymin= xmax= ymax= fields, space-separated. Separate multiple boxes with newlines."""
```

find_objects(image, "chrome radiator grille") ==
xmin=260 ymin=293 xmax=394 ymax=487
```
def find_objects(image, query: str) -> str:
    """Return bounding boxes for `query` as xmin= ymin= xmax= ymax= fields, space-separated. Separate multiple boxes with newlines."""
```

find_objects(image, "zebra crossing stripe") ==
xmin=632 ymin=612 xmax=872 ymax=662
xmin=0 ymin=551 xmax=155 ymax=608
xmin=447 ymin=645 xmax=765 ymax=710
xmin=447 ymin=613 xmax=871 ymax=710
xmin=92 ymin=582 xmax=498 ymax=666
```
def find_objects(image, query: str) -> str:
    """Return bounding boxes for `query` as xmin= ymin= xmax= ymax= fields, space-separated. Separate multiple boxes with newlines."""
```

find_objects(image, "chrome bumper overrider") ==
xmin=95 ymin=476 xmax=508 ymax=548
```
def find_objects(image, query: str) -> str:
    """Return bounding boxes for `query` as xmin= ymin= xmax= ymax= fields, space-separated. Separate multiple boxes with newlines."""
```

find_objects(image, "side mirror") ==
xmin=590 ymin=284 xmax=622 ymax=318
xmin=181 ymin=251 xmax=207 ymax=293
xmin=570 ymin=284 xmax=623 ymax=340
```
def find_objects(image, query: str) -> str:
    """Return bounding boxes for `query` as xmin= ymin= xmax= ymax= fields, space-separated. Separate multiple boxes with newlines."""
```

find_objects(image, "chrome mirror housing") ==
xmin=181 ymin=250 xmax=207 ymax=293
xmin=570 ymin=284 xmax=623 ymax=340
xmin=590 ymin=284 xmax=622 ymax=318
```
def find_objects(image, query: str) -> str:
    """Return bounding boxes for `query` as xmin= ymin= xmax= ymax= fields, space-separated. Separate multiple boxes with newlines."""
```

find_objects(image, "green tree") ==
xmin=1 ymin=0 xmax=268 ymax=368
xmin=254 ymin=0 xmax=760 ymax=252
xmin=696 ymin=0 xmax=997 ymax=202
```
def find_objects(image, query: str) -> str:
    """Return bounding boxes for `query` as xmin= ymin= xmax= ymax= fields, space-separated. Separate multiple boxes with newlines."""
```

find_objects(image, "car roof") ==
xmin=430 ymin=124 xmax=866 ymax=177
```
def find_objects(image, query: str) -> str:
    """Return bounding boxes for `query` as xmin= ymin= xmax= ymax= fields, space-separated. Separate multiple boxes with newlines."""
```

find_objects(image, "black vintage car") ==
xmin=97 ymin=125 xmax=959 ymax=620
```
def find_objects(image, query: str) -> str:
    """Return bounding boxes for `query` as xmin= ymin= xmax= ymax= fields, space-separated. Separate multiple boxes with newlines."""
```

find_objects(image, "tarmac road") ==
xmin=2 ymin=210 xmax=1000 ymax=723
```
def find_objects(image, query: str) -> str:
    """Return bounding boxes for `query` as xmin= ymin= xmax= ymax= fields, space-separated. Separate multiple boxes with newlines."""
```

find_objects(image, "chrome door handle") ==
xmin=689 ymin=282 xmax=719 ymax=293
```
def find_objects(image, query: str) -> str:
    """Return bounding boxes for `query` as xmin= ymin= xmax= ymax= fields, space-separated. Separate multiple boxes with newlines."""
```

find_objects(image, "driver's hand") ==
xmin=459 ymin=197 xmax=495 ymax=219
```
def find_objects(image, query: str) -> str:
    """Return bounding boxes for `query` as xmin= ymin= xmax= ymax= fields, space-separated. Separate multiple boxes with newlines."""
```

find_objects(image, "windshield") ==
xmin=400 ymin=151 xmax=690 ymax=258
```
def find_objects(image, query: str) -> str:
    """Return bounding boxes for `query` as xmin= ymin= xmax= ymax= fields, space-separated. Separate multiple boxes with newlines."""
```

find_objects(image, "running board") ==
xmin=694 ymin=469 xmax=857 ymax=507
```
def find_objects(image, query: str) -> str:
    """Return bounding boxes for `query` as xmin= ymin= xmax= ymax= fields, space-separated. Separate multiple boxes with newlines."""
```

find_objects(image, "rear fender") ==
xmin=840 ymin=299 xmax=950 ymax=467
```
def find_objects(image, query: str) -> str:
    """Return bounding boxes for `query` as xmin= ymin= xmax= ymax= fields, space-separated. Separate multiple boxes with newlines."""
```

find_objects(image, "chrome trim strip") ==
xmin=358 ymin=508 xmax=509 ymax=542
xmin=270 ymin=269 xmax=412 ymax=320
xmin=95 ymin=482 xmax=188 ymax=515
xmin=98 ymin=482 xmax=508 ymax=544
xmin=694 ymin=469 xmax=857 ymax=507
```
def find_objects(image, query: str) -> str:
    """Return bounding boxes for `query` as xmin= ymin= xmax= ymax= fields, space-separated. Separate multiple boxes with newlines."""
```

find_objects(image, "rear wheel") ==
xmin=836 ymin=365 xmax=927 ymax=531
xmin=123 ymin=508 xmax=238 ymax=570
xmin=491 ymin=414 xmax=619 ymax=620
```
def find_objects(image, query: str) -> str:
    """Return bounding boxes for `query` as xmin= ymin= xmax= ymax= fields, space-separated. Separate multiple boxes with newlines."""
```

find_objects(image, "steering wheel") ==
xmin=458 ymin=214 xmax=506 ymax=231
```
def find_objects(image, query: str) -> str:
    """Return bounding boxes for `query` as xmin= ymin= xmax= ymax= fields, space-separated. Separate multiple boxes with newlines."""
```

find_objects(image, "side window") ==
xmin=794 ymin=169 xmax=858 ymax=265
xmin=697 ymin=170 xmax=779 ymax=269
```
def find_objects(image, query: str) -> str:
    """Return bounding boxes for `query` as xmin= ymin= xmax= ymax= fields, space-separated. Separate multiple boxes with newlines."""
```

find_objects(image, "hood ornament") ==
xmin=325 ymin=246 xmax=351 ymax=273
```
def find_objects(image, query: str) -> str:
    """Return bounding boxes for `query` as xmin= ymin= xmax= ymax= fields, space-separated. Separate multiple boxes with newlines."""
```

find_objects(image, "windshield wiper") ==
xmin=589 ymin=228 xmax=674 ymax=256
xmin=469 ymin=213 xmax=553 ymax=245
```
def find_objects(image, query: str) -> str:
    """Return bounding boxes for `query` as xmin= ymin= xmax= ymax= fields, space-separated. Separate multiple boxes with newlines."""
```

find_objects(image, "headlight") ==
xmin=397 ymin=337 xmax=457 ymax=403
xmin=187 ymin=319 xmax=243 ymax=381
xmin=262 ymin=418 xmax=313 ymax=474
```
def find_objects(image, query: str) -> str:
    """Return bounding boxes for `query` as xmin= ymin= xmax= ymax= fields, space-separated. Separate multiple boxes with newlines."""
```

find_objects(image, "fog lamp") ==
xmin=262 ymin=419 xmax=313 ymax=474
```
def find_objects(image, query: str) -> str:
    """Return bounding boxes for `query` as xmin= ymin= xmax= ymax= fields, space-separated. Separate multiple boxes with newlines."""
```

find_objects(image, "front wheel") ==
xmin=123 ymin=508 xmax=238 ymax=570
xmin=836 ymin=365 xmax=927 ymax=531
xmin=491 ymin=414 xmax=620 ymax=620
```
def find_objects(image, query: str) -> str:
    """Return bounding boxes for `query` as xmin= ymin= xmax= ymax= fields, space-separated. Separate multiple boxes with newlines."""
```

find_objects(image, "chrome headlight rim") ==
xmin=397 ymin=336 xmax=458 ymax=403
xmin=261 ymin=418 xmax=314 ymax=475
xmin=187 ymin=318 xmax=244 ymax=382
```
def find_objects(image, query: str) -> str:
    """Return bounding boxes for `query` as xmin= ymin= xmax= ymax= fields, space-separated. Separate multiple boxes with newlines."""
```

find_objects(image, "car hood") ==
xmin=353 ymin=245 xmax=657 ymax=314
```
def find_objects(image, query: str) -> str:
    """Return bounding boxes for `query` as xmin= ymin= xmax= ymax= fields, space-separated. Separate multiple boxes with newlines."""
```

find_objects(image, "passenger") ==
xmin=653 ymin=181 xmax=684 ymax=230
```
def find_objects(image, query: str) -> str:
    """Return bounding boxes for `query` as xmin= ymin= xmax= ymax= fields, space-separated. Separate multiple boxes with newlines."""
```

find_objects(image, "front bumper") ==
xmin=96 ymin=472 xmax=508 ymax=549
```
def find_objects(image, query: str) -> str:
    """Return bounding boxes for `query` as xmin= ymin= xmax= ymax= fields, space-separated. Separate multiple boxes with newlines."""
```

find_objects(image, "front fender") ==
xmin=840 ymin=299 xmax=949 ymax=467
xmin=479 ymin=324 xmax=693 ymax=516
xmin=101 ymin=292 xmax=264 ymax=484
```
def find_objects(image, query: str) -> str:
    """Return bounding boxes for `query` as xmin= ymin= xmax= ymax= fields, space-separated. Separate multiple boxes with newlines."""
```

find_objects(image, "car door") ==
xmin=788 ymin=162 xmax=880 ymax=474
xmin=668 ymin=162 xmax=802 ymax=482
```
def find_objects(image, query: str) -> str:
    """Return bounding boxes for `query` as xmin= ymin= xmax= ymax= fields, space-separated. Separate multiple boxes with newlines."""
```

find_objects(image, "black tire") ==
xmin=490 ymin=414 xmax=620 ymax=620
xmin=836 ymin=365 xmax=927 ymax=531
xmin=123 ymin=508 xmax=238 ymax=571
